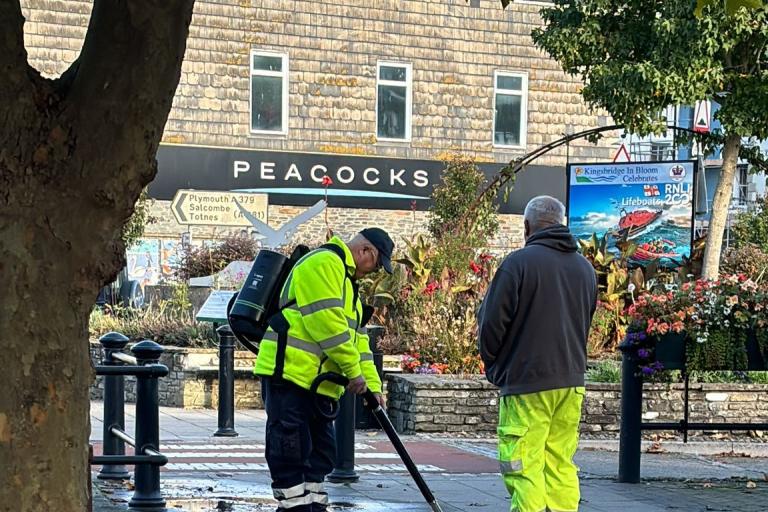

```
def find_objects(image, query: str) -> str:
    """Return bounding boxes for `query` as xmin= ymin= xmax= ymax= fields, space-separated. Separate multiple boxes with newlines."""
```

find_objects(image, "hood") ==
xmin=525 ymin=224 xmax=578 ymax=253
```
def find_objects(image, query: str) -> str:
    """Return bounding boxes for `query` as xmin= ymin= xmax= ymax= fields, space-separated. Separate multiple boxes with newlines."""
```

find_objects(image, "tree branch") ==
xmin=66 ymin=0 xmax=195 ymax=190
xmin=0 ymin=0 xmax=31 ymax=99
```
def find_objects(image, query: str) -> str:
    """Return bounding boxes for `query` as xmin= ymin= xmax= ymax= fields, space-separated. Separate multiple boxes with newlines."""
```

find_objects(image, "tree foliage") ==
xmin=518 ymin=0 xmax=768 ymax=278
xmin=531 ymin=1 xmax=768 ymax=140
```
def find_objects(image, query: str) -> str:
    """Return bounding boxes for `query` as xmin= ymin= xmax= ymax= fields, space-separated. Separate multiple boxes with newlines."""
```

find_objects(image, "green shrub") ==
xmin=722 ymin=243 xmax=768 ymax=282
xmin=586 ymin=359 xmax=621 ymax=383
xmin=176 ymin=233 xmax=259 ymax=280
xmin=89 ymin=284 xmax=217 ymax=347
xmin=732 ymin=195 xmax=768 ymax=252
xmin=427 ymin=154 xmax=499 ymax=278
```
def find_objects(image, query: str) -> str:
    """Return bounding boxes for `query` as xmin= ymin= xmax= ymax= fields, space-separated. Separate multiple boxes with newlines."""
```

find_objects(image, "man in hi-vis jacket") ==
xmin=255 ymin=228 xmax=394 ymax=512
xmin=478 ymin=196 xmax=597 ymax=512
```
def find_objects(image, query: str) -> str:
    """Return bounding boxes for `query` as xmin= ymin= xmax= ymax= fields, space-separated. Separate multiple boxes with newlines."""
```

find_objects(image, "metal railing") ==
xmin=617 ymin=341 xmax=768 ymax=483
xmin=91 ymin=332 xmax=169 ymax=510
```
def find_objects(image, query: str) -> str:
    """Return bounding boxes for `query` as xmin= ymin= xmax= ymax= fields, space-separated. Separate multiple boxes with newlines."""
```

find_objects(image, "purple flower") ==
xmin=637 ymin=349 xmax=650 ymax=359
xmin=641 ymin=366 xmax=655 ymax=376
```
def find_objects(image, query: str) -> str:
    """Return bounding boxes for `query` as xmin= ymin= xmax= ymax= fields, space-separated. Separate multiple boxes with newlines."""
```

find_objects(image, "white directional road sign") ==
xmin=171 ymin=190 xmax=268 ymax=226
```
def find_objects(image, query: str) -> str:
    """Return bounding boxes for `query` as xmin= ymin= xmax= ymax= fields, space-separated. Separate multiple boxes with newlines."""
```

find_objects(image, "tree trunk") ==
xmin=0 ymin=1 xmax=194 ymax=510
xmin=701 ymin=133 xmax=742 ymax=280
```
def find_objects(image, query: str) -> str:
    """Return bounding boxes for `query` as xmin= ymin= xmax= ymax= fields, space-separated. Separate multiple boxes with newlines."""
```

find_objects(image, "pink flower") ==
xmin=423 ymin=281 xmax=439 ymax=296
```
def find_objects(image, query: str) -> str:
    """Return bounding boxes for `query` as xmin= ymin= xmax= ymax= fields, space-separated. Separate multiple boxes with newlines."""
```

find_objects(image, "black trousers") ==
xmin=262 ymin=377 xmax=336 ymax=511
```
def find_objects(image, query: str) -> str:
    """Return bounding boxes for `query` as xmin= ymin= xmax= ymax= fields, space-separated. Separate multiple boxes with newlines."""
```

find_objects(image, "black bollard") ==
xmin=327 ymin=389 xmax=359 ymax=483
xmin=97 ymin=332 xmax=131 ymax=480
xmin=129 ymin=340 xmax=167 ymax=511
xmin=618 ymin=337 xmax=643 ymax=484
xmin=215 ymin=325 xmax=239 ymax=437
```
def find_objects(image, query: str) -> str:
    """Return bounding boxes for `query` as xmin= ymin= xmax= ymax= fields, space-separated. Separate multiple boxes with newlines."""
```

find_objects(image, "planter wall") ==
xmin=385 ymin=374 xmax=768 ymax=435
xmin=89 ymin=341 xmax=262 ymax=408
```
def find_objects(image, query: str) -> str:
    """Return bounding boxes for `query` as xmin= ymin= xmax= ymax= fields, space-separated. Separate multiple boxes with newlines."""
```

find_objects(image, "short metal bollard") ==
xmin=327 ymin=390 xmax=359 ymax=483
xmin=618 ymin=338 xmax=643 ymax=484
xmin=215 ymin=325 xmax=239 ymax=437
xmin=129 ymin=341 xmax=167 ymax=511
xmin=97 ymin=332 xmax=131 ymax=480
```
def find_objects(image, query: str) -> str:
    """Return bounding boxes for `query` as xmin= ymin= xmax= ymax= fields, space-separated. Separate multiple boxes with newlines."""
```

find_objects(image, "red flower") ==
xmin=469 ymin=260 xmax=482 ymax=275
xmin=410 ymin=200 xmax=418 ymax=211
xmin=479 ymin=253 xmax=493 ymax=262
xmin=423 ymin=281 xmax=439 ymax=296
xmin=321 ymin=175 xmax=333 ymax=187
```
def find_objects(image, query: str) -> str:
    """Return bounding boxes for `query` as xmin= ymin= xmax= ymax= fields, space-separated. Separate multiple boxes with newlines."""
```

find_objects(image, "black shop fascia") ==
xmin=149 ymin=144 xmax=566 ymax=214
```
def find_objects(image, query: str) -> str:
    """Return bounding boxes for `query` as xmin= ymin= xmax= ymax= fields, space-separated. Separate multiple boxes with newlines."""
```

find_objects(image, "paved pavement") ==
xmin=91 ymin=401 xmax=768 ymax=511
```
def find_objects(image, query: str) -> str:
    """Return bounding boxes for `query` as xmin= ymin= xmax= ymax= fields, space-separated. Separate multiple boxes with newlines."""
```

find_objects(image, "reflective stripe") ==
xmin=263 ymin=332 xmax=323 ymax=357
xmin=500 ymin=459 xmax=522 ymax=474
xmin=273 ymin=482 xmax=306 ymax=499
xmin=347 ymin=318 xmax=367 ymax=334
xmin=304 ymin=482 xmax=325 ymax=493
xmin=319 ymin=331 xmax=351 ymax=350
xmin=360 ymin=353 xmax=374 ymax=362
xmin=277 ymin=493 xmax=313 ymax=509
xmin=309 ymin=492 xmax=329 ymax=505
xmin=298 ymin=298 xmax=343 ymax=315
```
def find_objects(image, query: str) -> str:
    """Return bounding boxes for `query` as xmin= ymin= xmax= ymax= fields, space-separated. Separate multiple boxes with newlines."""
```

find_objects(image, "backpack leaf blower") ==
xmin=226 ymin=245 xmax=309 ymax=354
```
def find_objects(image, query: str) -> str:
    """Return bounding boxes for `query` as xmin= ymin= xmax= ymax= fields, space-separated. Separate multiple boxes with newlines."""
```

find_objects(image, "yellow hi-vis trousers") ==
xmin=498 ymin=387 xmax=585 ymax=512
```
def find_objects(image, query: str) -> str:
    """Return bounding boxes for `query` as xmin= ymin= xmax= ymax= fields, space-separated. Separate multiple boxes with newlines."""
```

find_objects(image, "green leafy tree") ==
xmin=696 ymin=0 xmax=765 ymax=15
xmin=503 ymin=0 xmax=768 ymax=280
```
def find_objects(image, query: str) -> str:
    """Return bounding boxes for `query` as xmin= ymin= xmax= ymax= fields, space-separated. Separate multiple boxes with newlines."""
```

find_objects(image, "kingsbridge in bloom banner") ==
xmin=566 ymin=160 xmax=697 ymax=268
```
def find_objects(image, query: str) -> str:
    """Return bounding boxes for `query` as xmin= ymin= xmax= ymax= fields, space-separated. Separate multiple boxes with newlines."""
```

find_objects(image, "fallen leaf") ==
xmin=747 ymin=481 xmax=757 ymax=489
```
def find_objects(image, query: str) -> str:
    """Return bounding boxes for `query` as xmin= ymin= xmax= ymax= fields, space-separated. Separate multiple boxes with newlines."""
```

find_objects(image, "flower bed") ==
xmin=626 ymin=275 xmax=768 ymax=374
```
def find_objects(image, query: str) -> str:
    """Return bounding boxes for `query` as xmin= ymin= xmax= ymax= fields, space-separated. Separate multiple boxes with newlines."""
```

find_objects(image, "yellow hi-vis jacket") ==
xmin=254 ymin=237 xmax=382 ymax=399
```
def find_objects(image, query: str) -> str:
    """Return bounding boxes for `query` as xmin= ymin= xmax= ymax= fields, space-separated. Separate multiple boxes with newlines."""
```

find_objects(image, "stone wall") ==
xmin=144 ymin=201 xmax=525 ymax=255
xmin=21 ymin=0 xmax=616 ymax=167
xmin=386 ymin=374 xmax=768 ymax=435
xmin=89 ymin=342 xmax=261 ymax=408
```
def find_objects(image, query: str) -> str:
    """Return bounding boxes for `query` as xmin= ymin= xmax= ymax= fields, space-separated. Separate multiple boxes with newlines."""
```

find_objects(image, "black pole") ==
xmin=618 ymin=338 xmax=643 ymax=484
xmin=97 ymin=332 xmax=131 ymax=480
xmin=327 ymin=389 xmax=359 ymax=483
xmin=362 ymin=391 xmax=443 ymax=512
xmin=129 ymin=340 xmax=167 ymax=511
xmin=214 ymin=325 xmax=239 ymax=437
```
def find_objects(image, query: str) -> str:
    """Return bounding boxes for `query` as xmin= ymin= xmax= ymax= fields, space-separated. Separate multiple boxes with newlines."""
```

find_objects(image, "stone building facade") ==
xmin=22 ymin=0 xmax=615 ymax=283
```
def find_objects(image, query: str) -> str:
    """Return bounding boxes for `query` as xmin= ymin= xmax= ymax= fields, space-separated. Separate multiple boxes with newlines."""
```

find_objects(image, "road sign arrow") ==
xmin=173 ymin=192 xmax=188 ymax=223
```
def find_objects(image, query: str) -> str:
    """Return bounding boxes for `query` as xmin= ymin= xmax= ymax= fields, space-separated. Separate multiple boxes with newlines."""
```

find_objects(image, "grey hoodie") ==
xmin=477 ymin=224 xmax=597 ymax=396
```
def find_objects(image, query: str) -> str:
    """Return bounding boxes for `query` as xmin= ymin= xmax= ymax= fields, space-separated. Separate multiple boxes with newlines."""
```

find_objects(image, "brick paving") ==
xmin=91 ymin=402 xmax=768 ymax=511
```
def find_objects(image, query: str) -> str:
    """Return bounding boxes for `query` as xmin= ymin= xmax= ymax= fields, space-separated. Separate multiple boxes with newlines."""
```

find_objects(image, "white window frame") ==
xmin=376 ymin=61 xmax=412 ymax=142
xmin=249 ymin=50 xmax=289 ymax=135
xmin=492 ymin=71 xmax=528 ymax=149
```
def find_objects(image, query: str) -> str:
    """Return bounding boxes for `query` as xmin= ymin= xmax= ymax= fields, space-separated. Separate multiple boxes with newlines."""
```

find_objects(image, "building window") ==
xmin=377 ymin=62 xmax=412 ymax=141
xmin=493 ymin=71 xmax=528 ymax=148
xmin=250 ymin=51 xmax=288 ymax=134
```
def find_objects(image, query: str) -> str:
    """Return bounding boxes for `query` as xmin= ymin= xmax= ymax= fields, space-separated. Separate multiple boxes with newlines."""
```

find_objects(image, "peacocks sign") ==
xmin=149 ymin=143 xmax=566 ymax=214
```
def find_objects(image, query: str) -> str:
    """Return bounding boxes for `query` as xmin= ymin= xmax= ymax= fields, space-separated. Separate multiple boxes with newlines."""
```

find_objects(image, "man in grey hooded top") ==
xmin=478 ymin=195 xmax=597 ymax=512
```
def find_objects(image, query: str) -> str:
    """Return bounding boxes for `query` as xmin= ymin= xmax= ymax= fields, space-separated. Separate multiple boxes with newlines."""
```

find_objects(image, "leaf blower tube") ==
xmin=227 ymin=246 xmax=308 ymax=355
xmin=361 ymin=390 xmax=445 ymax=512
xmin=310 ymin=373 xmax=443 ymax=512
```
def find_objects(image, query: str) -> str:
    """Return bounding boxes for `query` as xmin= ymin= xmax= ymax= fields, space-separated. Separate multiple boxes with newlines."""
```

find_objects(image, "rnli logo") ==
xmin=669 ymin=165 xmax=686 ymax=182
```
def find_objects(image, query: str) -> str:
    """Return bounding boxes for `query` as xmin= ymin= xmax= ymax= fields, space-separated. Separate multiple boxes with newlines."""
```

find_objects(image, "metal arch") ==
xmin=468 ymin=124 xmax=703 ymax=221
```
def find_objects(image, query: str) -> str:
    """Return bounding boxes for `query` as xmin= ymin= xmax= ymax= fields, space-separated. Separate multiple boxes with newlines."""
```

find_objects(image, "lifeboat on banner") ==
xmin=612 ymin=209 xmax=663 ymax=239
xmin=632 ymin=239 xmax=679 ymax=261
